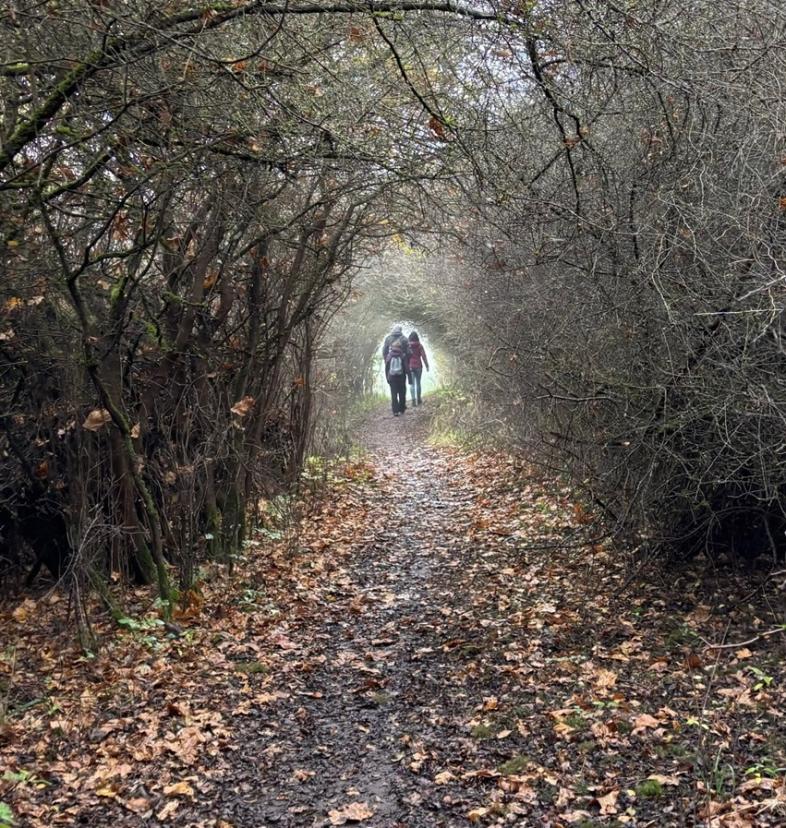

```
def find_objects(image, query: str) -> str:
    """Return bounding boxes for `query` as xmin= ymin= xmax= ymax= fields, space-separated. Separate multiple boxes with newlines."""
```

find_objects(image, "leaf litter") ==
xmin=1 ymin=406 xmax=785 ymax=826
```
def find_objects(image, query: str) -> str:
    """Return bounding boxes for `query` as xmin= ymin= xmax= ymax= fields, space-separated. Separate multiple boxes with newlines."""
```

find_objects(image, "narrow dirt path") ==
xmin=206 ymin=406 xmax=582 ymax=827
xmin=215 ymin=407 xmax=500 ymax=826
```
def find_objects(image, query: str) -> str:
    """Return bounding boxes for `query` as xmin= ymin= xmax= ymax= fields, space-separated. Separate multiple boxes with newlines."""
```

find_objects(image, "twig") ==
xmin=702 ymin=627 xmax=786 ymax=650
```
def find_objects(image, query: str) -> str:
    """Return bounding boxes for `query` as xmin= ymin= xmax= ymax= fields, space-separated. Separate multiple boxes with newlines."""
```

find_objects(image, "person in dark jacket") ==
xmin=383 ymin=325 xmax=410 ymax=415
xmin=383 ymin=325 xmax=410 ymax=363
xmin=407 ymin=330 xmax=429 ymax=406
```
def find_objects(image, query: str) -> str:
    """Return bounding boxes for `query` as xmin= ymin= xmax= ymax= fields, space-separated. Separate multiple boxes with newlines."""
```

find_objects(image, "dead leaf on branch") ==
xmin=230 ymin=395 xmax=255 ymax=417
xmin=83 ymin=408 xmax=112 ymax=432
xmin=428 ymin=115 xmax=447 ymax=140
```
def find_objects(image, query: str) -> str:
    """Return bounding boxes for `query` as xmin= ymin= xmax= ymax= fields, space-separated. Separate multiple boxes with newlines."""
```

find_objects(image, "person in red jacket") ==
xmin=407 ymin=331 xmax=429 ymax=406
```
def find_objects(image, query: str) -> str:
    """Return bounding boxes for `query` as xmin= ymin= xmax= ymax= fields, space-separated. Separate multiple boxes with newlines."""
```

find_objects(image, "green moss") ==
xmin=233 ymin=660 xmax=269 ymax=675
xmin=636 ymin=779 xmax=663 ymax=798
xmin=498 ymin=754 xmax=530 ymax=776
xmin=470 ymin=723 xmax=495 ymax=739
xmin=564 ymin=711 xmax=587 ymax=730
xmin=655 ymin=741 xmax=690 ymax=759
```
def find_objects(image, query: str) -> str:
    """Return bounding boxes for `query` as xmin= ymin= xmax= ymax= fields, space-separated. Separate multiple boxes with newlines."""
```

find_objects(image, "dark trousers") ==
xmin=389 ymin=374 xmax=407 ymax=414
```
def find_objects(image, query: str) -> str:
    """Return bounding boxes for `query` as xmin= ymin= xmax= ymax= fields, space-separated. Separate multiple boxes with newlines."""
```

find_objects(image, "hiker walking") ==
xmin=407 ymin=330 xmax=429 ymax=406
xmin=383 ymin=325 xmax=410 ymax=416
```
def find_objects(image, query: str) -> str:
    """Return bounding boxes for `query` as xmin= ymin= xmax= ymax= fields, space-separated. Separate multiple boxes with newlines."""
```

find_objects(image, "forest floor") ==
xmin=2 ymin=403 xmax=786 ymax=827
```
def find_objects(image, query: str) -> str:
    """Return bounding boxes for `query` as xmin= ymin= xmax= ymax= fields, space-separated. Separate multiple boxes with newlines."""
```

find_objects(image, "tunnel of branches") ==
xmin=2 ymin=1 xmax=786 ymax=605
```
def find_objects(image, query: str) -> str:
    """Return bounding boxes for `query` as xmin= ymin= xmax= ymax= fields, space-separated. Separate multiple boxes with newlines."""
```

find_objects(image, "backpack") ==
xmin=387 ymin=346 xmax=404 ymax=377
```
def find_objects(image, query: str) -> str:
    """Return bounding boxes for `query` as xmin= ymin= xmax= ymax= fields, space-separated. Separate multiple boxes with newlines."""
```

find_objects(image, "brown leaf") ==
xmin=573 ymin=502 xmax=592 ymax=524
xmin=96 ymin=785 xmax=119 ymax=798
xmin=428 ymin=115 xmax=447 ymax=140
xmin=593 ymin=667 xmax=617 ymax=689
xmin=647 ymin=773 xmax=681 ymax=786
xmin=596 ymin=789 xmax=619 ymax=815
xmin=163 ymin=781 xmax=194 ymax=797
xmin=328 ymin=801 xmax=374 ymax=824
xmin=632 ymin=713 xmax=660 ymax=733
xmin=156 ymin=799 xmax=180 ymax=821
xmin=230 ymin=396 xmax=255 ymax=417
xmin=83 ymin=408 xmax=112 ymax=432
xmin=12 ymin=598 xmax=36 ymax=623
xmin=124 ymin=797 xmax=151 ymax=814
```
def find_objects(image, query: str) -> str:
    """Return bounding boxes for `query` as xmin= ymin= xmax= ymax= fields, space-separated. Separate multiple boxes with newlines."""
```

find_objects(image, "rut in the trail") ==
xmin=215 ymin=408 xmax=494 ymax=827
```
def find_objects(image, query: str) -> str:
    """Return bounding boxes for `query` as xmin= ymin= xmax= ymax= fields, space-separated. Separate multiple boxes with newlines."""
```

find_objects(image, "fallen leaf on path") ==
xmin=11 ymin=598 xmax=36 ymax=623
xmin=163 ymin=781 xmax=194 ymax=797
xmin=596 ymin=789 xmax=619 ymax=815
xmin=593 ymin=667 xmax=618 ymax=689
xmin=434 ymin=770 xmax=455 ymax=784
xmin=632 ymin=713 xmax=660 ymax=733
xmin=563 ymin=811 xmax=593 ymax=823
xmin=156 ymin=799 xmax=180 ymax=821
xmin=647 ymin=773 xmax=681 ymax=786
xmin=95 ymin=785 xmax=118 ymax=798
xmin=328 ymin=802 xmax=375 ymax=824
xmin=124 ymin=797 xmax=151 ymax=814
